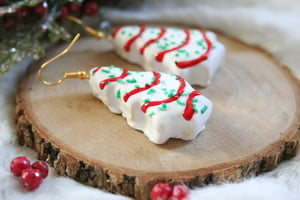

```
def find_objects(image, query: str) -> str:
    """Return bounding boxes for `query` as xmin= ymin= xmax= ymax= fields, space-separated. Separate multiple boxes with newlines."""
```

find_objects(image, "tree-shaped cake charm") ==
xmin=112 ymin=25 xmax=225 ymax=86
xmin=89 ymin=65 xmax=212 ymax=144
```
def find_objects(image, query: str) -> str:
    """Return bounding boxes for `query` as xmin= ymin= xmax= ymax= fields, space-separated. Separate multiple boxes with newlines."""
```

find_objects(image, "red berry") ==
xmin=31 ymin=161 xmax=49 ymax=179
xmin=150 ymin=183 xmax=172 ymax=200
xmin=170 ymin=185 xmax=189 ymax=200
xmin=67 ymin=2 xmax=81 ymax=13
xmin=10 ymin=156 xmax=31 ymax=177
xmin=83 ymin=2 xmax=99 ymax=16
xmin=16 ymin=6 xmax=31 ymax=19
xmin=21 ymin=169 xmax=43 ymax=191
xmin=33 ymin=2 xmax=48 ymax=18
xmin=56 ymin=6 xmax=69 ymax=20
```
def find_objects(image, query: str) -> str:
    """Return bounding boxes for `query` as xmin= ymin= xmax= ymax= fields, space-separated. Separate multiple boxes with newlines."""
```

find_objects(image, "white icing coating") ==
xmin=89 ymin=65 xmax=212 ymax=144
xmin=112 ymin=26 xmax=225 ymax=87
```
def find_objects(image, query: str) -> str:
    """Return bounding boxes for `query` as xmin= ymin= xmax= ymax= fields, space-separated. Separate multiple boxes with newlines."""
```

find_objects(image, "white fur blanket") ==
xmin=1 ymin=0 xmax=300 ymax=199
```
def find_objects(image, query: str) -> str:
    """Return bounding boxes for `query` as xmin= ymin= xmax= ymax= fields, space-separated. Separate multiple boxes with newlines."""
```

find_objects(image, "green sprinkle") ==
xmin=162 ymin=88 xmax=167 ymax=91
xmin=121 ymin=30 xmax=126 ymax=35
xmin=195 ymin=50 xmax=200 ymax=54
xmin=101 ymin=69 xmax=110 ymax=73
xmin=175 ymin=53 xmax=180 ymax=57
xmin=116 ymin=89 xmax=121 ymax=99
xmin=168 ymin=93 xmax=174 ymax=98
xmin=176 ymin=100 xmax=186 ymax=106
xmin=126 ymin=79 xmax=137 ymax=83
xmin=194 ymin=108 xmax=199 ymax=114
xmin=143 ymin=98 xmax=150 ymax=103
xmin=134 ymin=85 xmax=140 ymax=88
xmin=117 ymin=79 xmax=123 ymax=83
xmin=163 ymin=37 xmax=168 ymax=41
xmin=185 ymin=52 xmax=190 ymax=59
xmin=158 ymin=103 xmax=168 ymax=110
xmin=201 ymin=105 xmax=208 ymax=114
xmin=192 ymin=98 xmax=198 ymax=103
xmin=109 ymin=65 xmax=115 ymax=69
xmin=108 ymin=74 xmax=116 ymax=78
xmin=167 ymin=90 xmax=175 ymax=97
xmin=197 ymin=40 xmax=204 ymax=46
xmin=213 ymin=45 xmax=217 ymax=49
xmin=180 ymin=92 xmax=189 ymax=96
xmin=147 ymin=88 xmax=156 ymax=95
xmin=157 ymin=45 xmax=167 ymax=50
xmin=128 ymin=33 xmax=133 ymax=37
xmin=148 ymin=112 xmax=155 ymax=117
xmin=177 ymin=49 xmax=185 ymax=53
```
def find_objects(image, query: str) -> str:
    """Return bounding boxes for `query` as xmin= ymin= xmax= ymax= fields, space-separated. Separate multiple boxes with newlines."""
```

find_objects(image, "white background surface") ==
xmin=1 ymin=0 xmax=300 ymax=199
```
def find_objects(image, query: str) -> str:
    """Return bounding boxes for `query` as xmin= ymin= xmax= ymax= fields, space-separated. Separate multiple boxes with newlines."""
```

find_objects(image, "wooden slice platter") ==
xmin=16 ymin=31 xmax=300 ymax=200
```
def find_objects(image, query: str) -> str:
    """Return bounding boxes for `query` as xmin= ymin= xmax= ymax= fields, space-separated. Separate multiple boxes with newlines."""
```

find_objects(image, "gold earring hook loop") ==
xmin=66 ymin=15 xmax=104 ymax=40
xmin=38 ymin=33 xmax=90 ymax=86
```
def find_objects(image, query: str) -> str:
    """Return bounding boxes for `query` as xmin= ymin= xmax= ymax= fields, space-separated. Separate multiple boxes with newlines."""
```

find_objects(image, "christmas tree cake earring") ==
xmin=38 ymin=34 xmax=213 ymax=144
xmin=67 ymin=16 xmax=226 ymax=87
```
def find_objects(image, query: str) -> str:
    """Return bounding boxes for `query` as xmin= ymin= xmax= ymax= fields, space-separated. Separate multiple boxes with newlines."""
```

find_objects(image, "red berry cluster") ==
xmin=3 ymin=2 xmax=48 ymax=31
xmin=150 ymin=183 xmax=190 ymax=200
xmin=10 ymin=156 xmax=49 ymax=191
xmin=57 ymin=1 xmax=99 ymax=20
xmin=2 ymin=1 xmax=100 ymax=31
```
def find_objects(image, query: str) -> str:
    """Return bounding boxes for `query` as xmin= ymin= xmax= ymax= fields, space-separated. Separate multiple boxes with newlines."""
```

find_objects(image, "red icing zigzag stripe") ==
xmin=183 ymin=91 xmax=201 ymax=121
xmin=175 ymin=29 xmax=213 ymax=69
xmin=124 ymin=25 xmax=146 ymax=52
xmin=112 ymin=27 xmax=121 ymax=38
xmin=92 ymin=66 xmax=102 ymax=74
xmin=155 ymin=30 xmax=191 ymax=62
xmin=99 ymin=68 xmax=128 ymax=89
xmin=141 ymin=75 xmax=185 ymax=113
xmin=123 ymin=71 xmax=161 ymax=102
xmin=95 ymin=67 xmax=204 ymax=121
xmin=113 ymin=26 xmax=213 ymax=69
xmin=139 ymin=28 xmax=166 ymax=55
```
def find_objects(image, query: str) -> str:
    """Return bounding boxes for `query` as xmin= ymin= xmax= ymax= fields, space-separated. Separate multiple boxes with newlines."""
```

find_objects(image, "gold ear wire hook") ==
xmin=38 ymin=33 xmax=90 ymax=86
xmin=66 ymin=15 xmax=104 ymax=40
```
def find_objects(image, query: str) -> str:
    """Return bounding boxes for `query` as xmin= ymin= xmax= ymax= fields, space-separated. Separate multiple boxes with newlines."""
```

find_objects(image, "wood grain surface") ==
xmin=16 ymin=32 xmax=300 ymax=200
